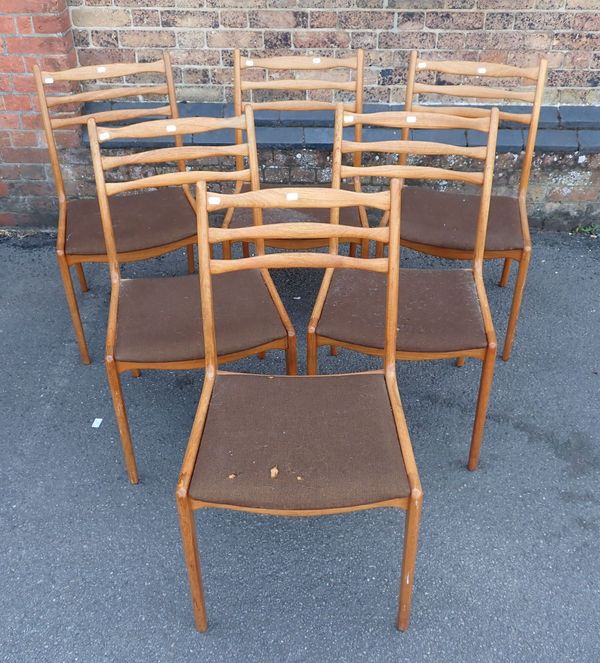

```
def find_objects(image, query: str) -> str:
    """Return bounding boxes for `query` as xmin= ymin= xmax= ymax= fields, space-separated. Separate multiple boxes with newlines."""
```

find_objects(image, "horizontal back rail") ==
xmin=102 ymin=143 xmax=249 ymax=170
xmin=340 ymin=164 xmax=484 ymax=185
xmin=96 ymin=115 xmax=245 ymax=142
xmin=413 ymin=82 xmax=535 ymax=104
xmin=45 ymin=85 xmax=169 ymax=109
xmin=342 ymin=110 xmax=491 ymax=132
xmin=210 ymin=252 xmax=388 ymax=274
xmin=342 ymin=139 xmax=487 ymax=160
xmin=50 ymin=105 xmax=171 ymax=129
xmin=409 ymin=104 xmax=532 ymax=125
xmin=241 ymin=55 xmax=358 ymax=70
xmin=414 ymin=59 xmax=539 ymax=81
xmin=241 ymin=79 xmax=356 ymax=92
xmin=247 ymin=100 xmax=354 ymax=112
xmin=204 ymin=187 xmax=391 ymax=212
xmin=208 ymin=222 xmax=389 ymax=244
xmin=40 ymin=59 xmax=166 ymax=83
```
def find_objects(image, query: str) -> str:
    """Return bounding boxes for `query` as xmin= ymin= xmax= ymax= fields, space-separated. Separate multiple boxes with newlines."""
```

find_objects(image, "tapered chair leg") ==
xmin=499 ymin=257 xmax=512 ymax=288
xmin=361 ymin=238 xmax=370 ymax=258
xmin=467 ymin=343 xmax=497 ymax=471
xmin=397 ymin=490 xmax=422 ymax=631
xmin=257 ymin=351 xmax=266 ymax=360
xmin=242 ymin=242 xmax=250 ymax=258
xmin=502 ymin=248 xmax=531 ymax=361
xmin=349 ymin=242 xmax=357 ymax=257
xmin=286 ymin=331 xmax=298 ymax=375
xmin=131 ymin=369 xmax=141 ymax=378
xmin=455 ymin=357 xmax=465 ymax=368
xmin=105 ymin=356 xmax=139 ymax=484
xmin=306 ymin=329 xmax=318 ymax=376
xmin=176 ymin=497 xmax=208 ymax=632
xmin=222 ymin=241 xmax=232 ymax=260
xmin=56 ymin=252 xmax=91 ymax=365
xmin=329 ymin=345 xmax=337 ymax=356
xmin=74 ymin=263 xmax=89 ymax=293
xmin=186 ymin=245 xmax=195 ymax=273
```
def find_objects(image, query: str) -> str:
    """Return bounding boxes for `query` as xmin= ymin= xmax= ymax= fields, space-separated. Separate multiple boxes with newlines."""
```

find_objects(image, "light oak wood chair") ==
xmin=401 ymin=51 xmax=548 ymax=361
xmin=87 ymin=109 xmax=296 ymax=484
xmin=34 ymin=53 xmax=197 ymax=365
xmin=177 ymin=180 xmax=423 ymax=632
xmin=309 ymin=106 xmax=499 ymax=471
xmin=224 ymin=49 xmax=368 ymax=255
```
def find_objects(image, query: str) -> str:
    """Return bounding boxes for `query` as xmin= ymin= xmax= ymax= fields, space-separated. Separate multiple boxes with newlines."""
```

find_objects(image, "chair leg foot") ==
xmin=502 ymin=251 xmax=530 ymax=362
xmin=467 ymin=345 xmax=497 ymax=471
xmin=499 ymin=257 xmax=512 ymax=288
xmin=397 ymin=494 xmax=422 ymax=631
xmin=105 ymin=357 xmax=139 ymax=484
xmin=74 ymin=263 xmax=89 ymax=293
xmin=176 ymin=497 xmax=208 ymax=632
xmin=455 ymin=357 xmax=465 ymax=368
xmin=186 ymin=244 xmax=195 ymax=273
xmin=257 ymin=351 xmax=266 ymax=360
xmin=131 ymin=369 xmax=141 ymax=378
xmin=329 ymin=345 xmax=337 ymax=356
xmin=57 ymin=254 xmax=91 ymax=365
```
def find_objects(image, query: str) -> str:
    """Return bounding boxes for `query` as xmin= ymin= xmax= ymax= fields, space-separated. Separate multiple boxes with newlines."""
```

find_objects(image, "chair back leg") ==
xmin=57 ymin=252 xmax=91 ymax=364
xmin=502 ymin=248 xmax=531 ymax=361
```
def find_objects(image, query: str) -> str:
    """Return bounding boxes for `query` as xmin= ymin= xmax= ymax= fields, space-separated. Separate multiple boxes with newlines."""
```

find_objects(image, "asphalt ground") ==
xmin=1 ymin=230 xmax=599 ymax=662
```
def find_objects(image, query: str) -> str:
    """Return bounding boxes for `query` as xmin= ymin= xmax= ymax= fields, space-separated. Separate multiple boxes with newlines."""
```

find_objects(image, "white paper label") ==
xmin=44 ymin=77 xmax=54 ymax=84
xmin=417 ymin=62 xmax=427 ymax=69
xmin=98 ymin=131 xmax=110 ymax=141
xmin=477 ymin=67 xmax=487 ymax=74
xmin=92 ymin=418 xmax=103 ymax=428
xmin=97 ymin=66 xmax=107 ymax=73
xmin=312 ymin=57 xmax=321 ymax=64
xmin=406 ymin=115 xmax=417 ymax=123
xmin=245 ymin=59 xmax=254 ymax=67
xmin=286 ymin=192 xmax=299 ymax=201
xmin=343 ymin=114 xmax=354 ymax=124
xmin=208 ymin=196 xmax=221 ymax=205
xmin=166 ymin=124 xmax=177 ymax=132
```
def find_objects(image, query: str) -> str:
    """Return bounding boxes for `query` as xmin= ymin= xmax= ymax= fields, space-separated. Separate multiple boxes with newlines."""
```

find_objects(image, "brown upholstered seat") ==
xmin=65 ymin=188 xmax=195 ymax=256
xmin=317 ymin=268 xmax=487 ymax=353
xmin=189 ymin=373 xmax=410 ymax=510
xmin=114 ymin=271 xmax=285 ymax=363
xmin=401 ymin=186 xmax=524 ymax=253
xmin=229 ymin=183 xmax=362 ymax=229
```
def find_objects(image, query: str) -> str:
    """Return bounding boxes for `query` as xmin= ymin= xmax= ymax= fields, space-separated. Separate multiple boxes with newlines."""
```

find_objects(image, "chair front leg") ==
xmin=74 ymin=263 xmax=89 ymax=293
xmin=186 ymin=245 xmax=195 ymax=273
xmin=502 ymin=247 xmax=531 ymax=361
xmin=105 ymin=356 xmax=139 ymax=484
xmin=56 ymin=252 xmax=91 ymax=364
xmin=467 ymin=343 xmax=497 ymax=471
xmin=176 ymin=497 xmax=208 ymax=632
xmin=306 ymin=329 xmax=318 ymax=376
xmin=286 ymin=331 xmax=298 ymax=376
xmin=499 ymin=257 xmax=512 ymax=288
xmin=397 ymin=490 xmax=422 ymax=631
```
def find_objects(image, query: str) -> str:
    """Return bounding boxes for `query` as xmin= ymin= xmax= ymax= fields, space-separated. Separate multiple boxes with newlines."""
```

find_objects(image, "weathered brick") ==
xmin=119 ymin=30 xmax=176 ymax=48
xmin=70 ymin=7 xmax=131 ymax=28
xmin=248 ymin=10 xmax=307 ymax=28
xmin=425 ymin=11 xmax=485 ymax=30
xmin=160 ymin=10 xmax=219 ymax=28
xmin=220 ymin=10 xmax=248 ymax=28
xmin=293 ymin=31 xmax=350 ymax=48
xmin=337 ymin=10 xmax=395 ymax=30
xmin=32 ymin=12 xmax=71 ymax=34
xmin=207 ymin=30 xmax=263 ymax=48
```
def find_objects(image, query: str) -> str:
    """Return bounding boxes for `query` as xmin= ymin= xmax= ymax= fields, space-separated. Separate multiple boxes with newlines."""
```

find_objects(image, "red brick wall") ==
xmin=0 ymin=0 xmax=77 ymax=226
xmin=65 ymin=0 xmax=600 ymax=105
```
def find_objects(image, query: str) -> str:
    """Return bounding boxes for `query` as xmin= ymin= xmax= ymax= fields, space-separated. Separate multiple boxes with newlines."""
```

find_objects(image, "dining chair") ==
xmin=177 ymin=180 xmax=422 ymax=632
xmin=401 ymin=51 xmax=548 ymax=361
xmin=34 ymin=53 xmax=197 ymax=365
xmin=224 ymin=49 xmax=368 ymax=256
xmin=309 ymin=106 xmax=499 ymax=471
xmin=87 ymin=109 xmax=296 ymax=484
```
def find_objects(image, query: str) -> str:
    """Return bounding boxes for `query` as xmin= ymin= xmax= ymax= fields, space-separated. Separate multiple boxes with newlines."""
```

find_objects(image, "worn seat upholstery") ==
xmin=400 ymin=186 xmax=524 ymax=253
xmin=317 ymin=268 xmax=487 ymax=353
xmin=114 ymin=271 xmax=286 ymax=363
xmin=189 ymin=373 xmax=410 ymax=510
xmin=65 ymin=188 xmax=196 ymax=255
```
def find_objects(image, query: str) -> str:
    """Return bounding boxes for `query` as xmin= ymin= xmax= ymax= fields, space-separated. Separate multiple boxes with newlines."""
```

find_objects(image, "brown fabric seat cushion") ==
xmin=317 ymin=268 xmax=488 ymax=354
xmin=114 ymin=271 xmax=285 ymax=363
xmin=400 ymin=186 xmax=524 ymax=253
xmin=65 ymin=188 xmax=196 ymax=256
xmin=228 ymin=183 xmax=362 ymax=229
xmin=189 ymin=373 xmax=410 ymax=510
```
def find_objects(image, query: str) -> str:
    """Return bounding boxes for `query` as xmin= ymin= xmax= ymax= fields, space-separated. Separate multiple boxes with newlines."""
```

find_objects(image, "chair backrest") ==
xmin=404 ymin=51 xmax=547 ymax=197
xmin=87 ymin=108 xmax=259 ymax=273
xmin=34 ymin=54 xmax=180 ymax=215
xmin=196 ymin=183 xmax=401 ymax=373
xmin=335 ymin=106 xmax=499 ymax=266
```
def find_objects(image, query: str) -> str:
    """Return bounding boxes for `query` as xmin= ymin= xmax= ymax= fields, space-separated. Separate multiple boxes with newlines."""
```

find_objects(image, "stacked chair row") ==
xmin=34 ymin=49 xmax=548 ymax=632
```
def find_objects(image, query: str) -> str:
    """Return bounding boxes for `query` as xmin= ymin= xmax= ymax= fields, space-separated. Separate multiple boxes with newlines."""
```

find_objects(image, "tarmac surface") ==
xmin=1 ymin=230 xmax=599 ymax=662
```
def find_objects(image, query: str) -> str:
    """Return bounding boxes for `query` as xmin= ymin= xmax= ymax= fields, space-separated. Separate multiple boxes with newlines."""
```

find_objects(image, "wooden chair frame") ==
xmin=176 ymin=181 xmax=423 ymax=632
xmin=88 ymin=108 xmax=296 ymax=484
xmin=402 ymin=51 xmax=548 ymax=361
xmin=308 ymin=106 xmax=499 ymax=470
xmin=34 ymin=53 xmax=196 ymax=365
xmin=226 ymin=49 xmax=368 ymax=254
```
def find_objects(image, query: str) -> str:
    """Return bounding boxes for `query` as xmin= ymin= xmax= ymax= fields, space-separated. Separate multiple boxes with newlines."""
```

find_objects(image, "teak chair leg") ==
xmin=222 ymin=241 xmax=232 ymax=260
xmin=467 ymin=344 xmax=497 ymax=471
xmin=242 ymin=242 xmax=250 ymax=258
xmin=349 ymin=242 xmax=357 ymax=258
xmin=186 ymin=245 xmax=195 ymax=273
xmin=397 ymin=493 xmax=422 ymax=631
xmin=131 ymin=369 xmax=141 ymax=378
xmin=329 ymin=345 xmax=337 ymax=356
xmin=502 ymin=248 xmax=531 ymax=362
xmin=306 ymin=330 xmax=318 ymax=376
xmin=56 ymin=252 xmax=91 ymax=365
xmin=105 ymin=356 xmax=139 ymax=484
xmin=375 ymin=241 xmax=384 ymax=259
xmin=286 ymin=332 xmax=298 ymax=376
xmin=455 ymin=357 xmax=465 ymax=368
xmin=74 ymin=263 xmax=89 ymax=293
xmin=499 ymin=257 xmax=512 ymax=288
xmin=361 ymin=238 xmax=370 ymax=258
xmin=257 ymin=351 xmax=266 ymax=360
xmin=176 ymin=498 xmax=208 ymax=632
